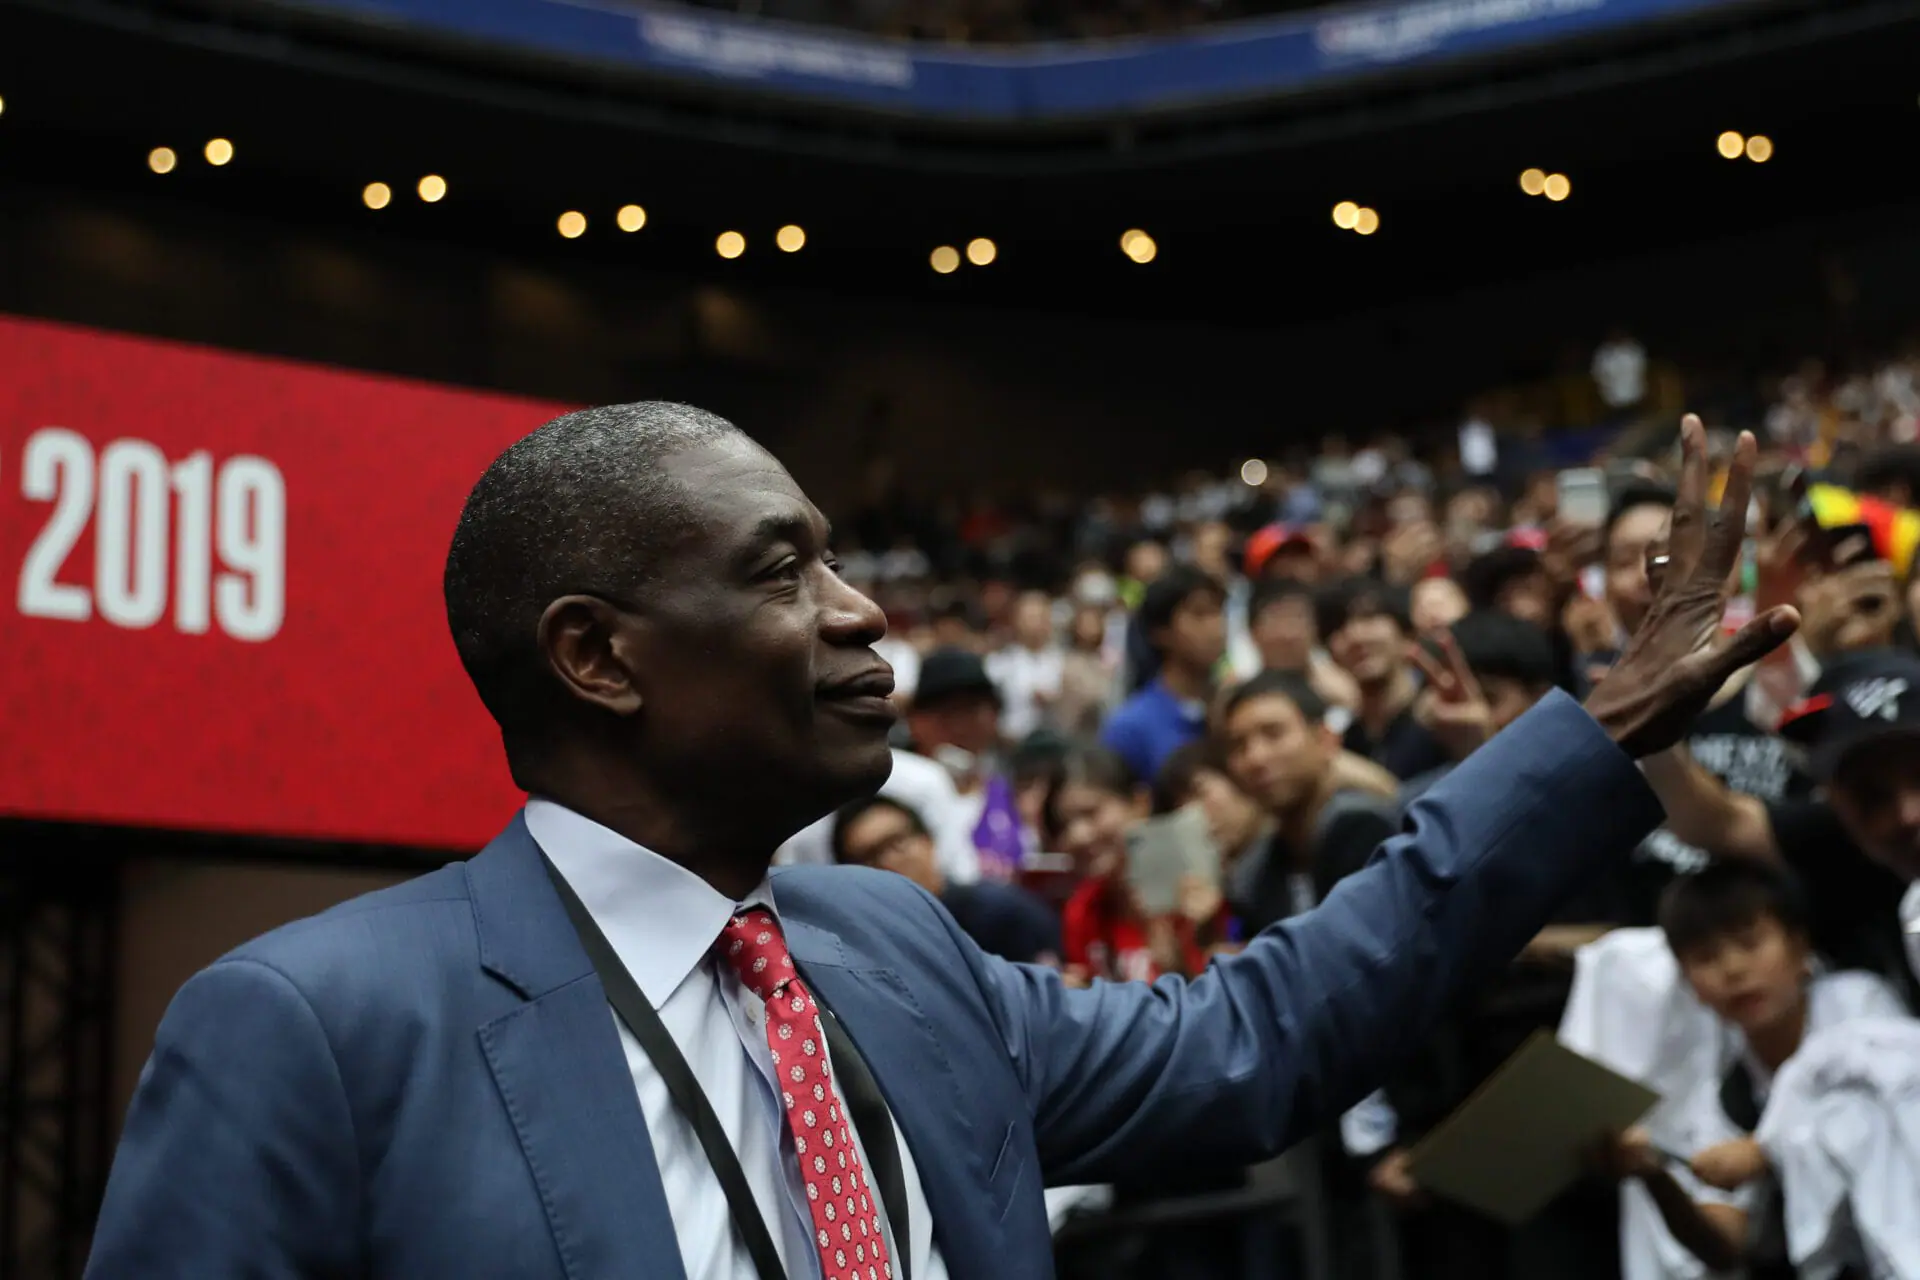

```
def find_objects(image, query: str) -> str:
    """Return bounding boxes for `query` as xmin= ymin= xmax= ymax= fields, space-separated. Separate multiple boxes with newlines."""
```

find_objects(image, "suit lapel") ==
xmin=467 ymin=819 xmax=687 ymax=1280
xmin=784 ymin=917 xmax=999 ymax=1280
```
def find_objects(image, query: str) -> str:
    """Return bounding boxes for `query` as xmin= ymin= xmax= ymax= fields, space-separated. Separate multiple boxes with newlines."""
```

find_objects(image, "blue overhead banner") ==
xmin=263 ymin=0 xmax=1756 ymax=120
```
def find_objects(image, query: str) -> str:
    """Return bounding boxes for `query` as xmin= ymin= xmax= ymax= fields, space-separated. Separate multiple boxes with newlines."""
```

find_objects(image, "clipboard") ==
xmin=1405 ymin=1030 xmax=1659 ymax=1226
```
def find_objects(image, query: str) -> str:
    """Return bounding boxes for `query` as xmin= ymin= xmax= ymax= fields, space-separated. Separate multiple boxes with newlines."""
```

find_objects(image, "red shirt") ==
xmin=1061 ymin=876 xmax=1211 ymax=982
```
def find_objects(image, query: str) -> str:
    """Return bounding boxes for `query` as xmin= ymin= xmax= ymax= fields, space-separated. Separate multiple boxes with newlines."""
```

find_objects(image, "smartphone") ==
xmin=1124 ymin=807 xmax=1219 ymax=917
xmin=1557 ymin=468 xmax=1609 ymax=526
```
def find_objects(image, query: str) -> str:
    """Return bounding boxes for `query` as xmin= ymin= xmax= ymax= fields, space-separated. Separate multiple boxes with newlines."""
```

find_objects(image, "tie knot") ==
xmin=718 ymin=908 xmax=797 ymax=998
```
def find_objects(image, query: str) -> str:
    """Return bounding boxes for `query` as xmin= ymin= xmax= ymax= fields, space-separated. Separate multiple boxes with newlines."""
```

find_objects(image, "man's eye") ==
xmin=824 ymin=556 xmax=844 ymax=576
xmin=766 ymin=557 xmax=802 ymax=581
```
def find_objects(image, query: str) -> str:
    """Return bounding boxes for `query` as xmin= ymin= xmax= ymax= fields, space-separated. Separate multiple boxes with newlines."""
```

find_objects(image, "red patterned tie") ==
xmin=718 ymin=909 xmax=896 ymax=1280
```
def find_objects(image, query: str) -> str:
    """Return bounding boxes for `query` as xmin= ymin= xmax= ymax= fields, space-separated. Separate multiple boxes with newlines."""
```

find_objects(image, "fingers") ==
xmin=1409 ymin=641 xmax=1451 ymax=695
xmin=1670 ymin=414 xmax=1708 ymax=576
xmin=1703 ymin=429 xmax=1758 ymax=582
xmin=1438 ymin=631 xmax=1485 ymax=704
xmin=1697 ymin=605 xmax=1801 ymax=686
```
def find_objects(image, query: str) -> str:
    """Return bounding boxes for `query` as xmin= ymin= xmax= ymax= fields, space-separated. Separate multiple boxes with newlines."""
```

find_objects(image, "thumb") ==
xmin=1704 ymin=606 xmax=1801 ymax=684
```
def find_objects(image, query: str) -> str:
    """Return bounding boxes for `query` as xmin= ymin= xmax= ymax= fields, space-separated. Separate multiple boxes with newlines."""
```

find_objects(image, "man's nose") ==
xmin=820 ymin=572 xmax=887 ymax=647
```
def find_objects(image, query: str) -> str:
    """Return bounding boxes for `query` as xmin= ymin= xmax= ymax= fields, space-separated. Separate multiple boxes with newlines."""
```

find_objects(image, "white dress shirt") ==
xmin=527 ymin=799 xmax=949 ymax=1280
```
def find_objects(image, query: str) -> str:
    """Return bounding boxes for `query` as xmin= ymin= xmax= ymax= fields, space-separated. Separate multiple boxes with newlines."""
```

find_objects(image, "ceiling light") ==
xmin=1745 ymin=134 xmax=1773 ymax=163
xmin=417 ymin=174 xmax=447 ymax=203
xmin=966 ymin=237 xmax=996 ymax=266
xmin=1332 ymin=201 xmax=1360 ymax=230
xmin=1717 ymin=130 xmax=1746 ymax=159
xmin=362 ymin=181 xmax=392 ymax=210
xmin=930 ymin=245 xmax=960 ymax=274
xmin=203 ymin=138 xmax=234 ymax=166
xmin=148 ymin=146 xmax=177 ymax=175
xmin=716 ymin=230 xmax=746 ymax=259
xmin=776 ymin=225 xmax=806 ymax=253
xmin=558 ymin=210 xmax=587 ymax=239
xmin=1123 ymin=232 xmax=1157 ymax=264
xmin=617 ymin=204 xmax=647 ymax=233
xmin=1241 ymin=459 xmax=1269 ymax=486
xmin=1519 ymin=168 xmax=1547 ymax=196
xmin=0 ymin=95 xmax=8 ymax=117
xmin=1354 ymin=207 xmax=1380 ymax=235
xmin=1543 ymin=173 xmax=1571 ymax=202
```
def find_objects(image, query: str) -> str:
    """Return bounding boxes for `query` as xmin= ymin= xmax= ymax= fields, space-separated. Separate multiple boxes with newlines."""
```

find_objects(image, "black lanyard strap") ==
xmin=543 ymin=858 xmax=911 ymax=1280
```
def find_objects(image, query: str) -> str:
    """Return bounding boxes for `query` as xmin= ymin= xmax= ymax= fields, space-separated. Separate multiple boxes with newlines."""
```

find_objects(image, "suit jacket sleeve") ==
xmin=959 ymin=691 xmax=1666 ymax=1185
xmin=86 ymin=959 xmax=360 ymax=1279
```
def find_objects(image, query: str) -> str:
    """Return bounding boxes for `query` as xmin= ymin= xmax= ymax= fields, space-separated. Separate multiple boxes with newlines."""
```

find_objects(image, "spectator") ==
xmin=1643 ymin=649 xmax=1920 ymax=1001
xmin=1244 ymin=522 xmax=1321 ymax=585
xmin=833 ymin=795 xmax=1061 ymax=965
xmin=1460 ymin=539 xmax=1555 ymax=630
xmin=1410 ymin=575 xmax=1470 ymax=636
xmin=1247 ymin=577 xmax=1360 ymax=710
xmin=1046 ymin=745 xmax=1223 ymax=983
xmin=1593 ymin=329 xmax=1649 ymax=412
xmin=1054 ymin=601 xmax=1119 ymax=735
xmin=986 ymin=589 xmax=1065 ymax=742
xmin=1318 ymin=578 xmax=1449 ymax=781
xmin=1152 ymin=738 xmax=1270 ymax=869
xmin=1119 ymin=538 xmax=1169 ymax=610
xmin=1602 ymin=860 xmax=1909 ymax=1276
xmin=1218 ymin=670 xmax=1397 ymax=933
xmin=1101 ymin=565 xmax=1226 ymax=786
xmin=908 ymin=647 xmax=1028 ymax=881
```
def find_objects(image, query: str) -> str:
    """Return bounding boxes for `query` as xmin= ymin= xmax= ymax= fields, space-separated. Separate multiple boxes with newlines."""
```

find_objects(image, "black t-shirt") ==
xmin=1622 ymin=691 xmax=1811 ymax=926
xmin=1232 ymin=790 xmax=1397 ymax=935
xmin=941 ymin=880 xmax=1063 ymax=966
xmin=1343 ymin=704 xmax=1449 ymax=782
xmin=1767 ymin=798 xmax=1917 ymax=1007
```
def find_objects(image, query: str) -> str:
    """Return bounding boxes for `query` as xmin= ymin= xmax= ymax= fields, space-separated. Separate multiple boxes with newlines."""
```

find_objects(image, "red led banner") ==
xmin=0 ymin=314 xmax=572 ymax=848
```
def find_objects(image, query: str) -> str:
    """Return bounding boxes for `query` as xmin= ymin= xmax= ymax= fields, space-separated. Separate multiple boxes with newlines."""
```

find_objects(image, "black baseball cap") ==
xmin=1777 ymin=649 xmax=1920 ymax=780
xmin=912 ymin=647 xmax=1000 ymax=709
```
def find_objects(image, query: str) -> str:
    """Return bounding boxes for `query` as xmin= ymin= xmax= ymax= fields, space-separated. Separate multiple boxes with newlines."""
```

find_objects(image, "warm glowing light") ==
xmin=1717 ymin=130 xmax=1746 ymax=159
xmin=617 ymin=204 xmax=647 ymax=232
xmin=1543 ymin=173 xmax=1571 ymax=202
xmin=1519 ymin=168 xmax=1547 ymax=196
xmin=362 ymin=181 xmax=392 ymax=210
xmin=930 ymin=245 xmax=960 ymax=274
xmin=716 ymin=230 xmax=746 ymax=259
xmin=1241 ymin=459 xmax=1270 ymax=486
xmin=1332 ymin=201 xmax=1360 ymax=230
xmin=966 ymin=237 xmax=996 ymax=266
xmin=1354 ymin=207 xmax=1380 ymax=235
xmin=558 ymin=210 xmax=587 ymax=239
xmin=1123 ymin=232 xmax=1157 ymax=264
xmin=776 ymin=224 xmax=806 ymax=253
xmin=0 ymin=95 xmax=8 ymax=116
xmin=204 ymin=137 xmax=234 ymax=166
xmin=148 ymin=146 xmax=177 ymax=175
xmin=1121 ymin=228 xmax=1144 ymax=252
xmin=417 ymin=174 xmax=447 ymax=203
xmin=1746 ymin=134 xmax=1773 ymax=163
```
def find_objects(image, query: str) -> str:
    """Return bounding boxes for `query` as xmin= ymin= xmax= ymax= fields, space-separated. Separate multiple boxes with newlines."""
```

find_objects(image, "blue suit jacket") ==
xmin=86 ymin=692 xmax=1663 ymax=1279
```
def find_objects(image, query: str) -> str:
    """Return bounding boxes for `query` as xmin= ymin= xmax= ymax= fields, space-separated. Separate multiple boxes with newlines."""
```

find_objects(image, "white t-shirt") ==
xmin=773 ymin=750 xmax=981 ymax=884
xmin=985 ymin=644 xmax=1064 ymax=743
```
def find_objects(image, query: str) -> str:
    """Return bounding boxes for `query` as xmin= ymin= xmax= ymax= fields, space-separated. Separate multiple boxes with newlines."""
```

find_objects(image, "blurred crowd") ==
xmin=776 ymin=337 xmax=1920 ymax=1279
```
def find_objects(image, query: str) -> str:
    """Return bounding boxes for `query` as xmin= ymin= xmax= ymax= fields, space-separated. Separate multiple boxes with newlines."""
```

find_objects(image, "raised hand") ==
xmin=1584 ymin=416 xmax=1799 ymax=757
xmin=1410 ymin=631 xmax=1494 ymax=762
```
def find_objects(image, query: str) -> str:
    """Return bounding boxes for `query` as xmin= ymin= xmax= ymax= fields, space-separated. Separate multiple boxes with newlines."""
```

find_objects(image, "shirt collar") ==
xmin=524 ymin=798 xmax=777 ymax=1010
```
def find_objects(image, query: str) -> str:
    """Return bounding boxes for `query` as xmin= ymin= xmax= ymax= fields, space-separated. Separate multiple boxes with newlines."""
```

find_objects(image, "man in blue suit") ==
xmin=87 ymin=408 xmax=1792 ymax=1280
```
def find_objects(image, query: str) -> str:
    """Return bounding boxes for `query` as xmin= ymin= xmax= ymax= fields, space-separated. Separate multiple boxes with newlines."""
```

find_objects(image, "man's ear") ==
xmin=537 ymin=595 xmax=645 ymax=716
